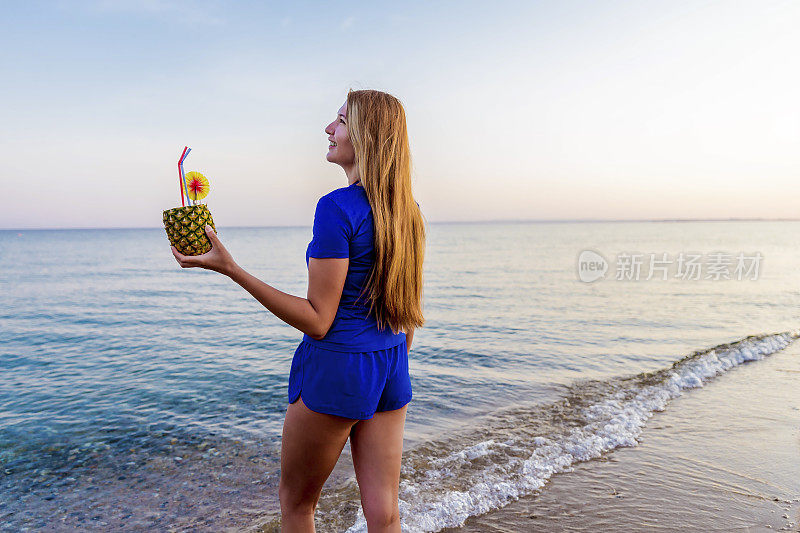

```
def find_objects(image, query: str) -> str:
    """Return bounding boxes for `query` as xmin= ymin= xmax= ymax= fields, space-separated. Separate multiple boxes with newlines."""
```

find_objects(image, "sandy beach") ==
xmin=442 ymin=338 xmax=800 ymax=532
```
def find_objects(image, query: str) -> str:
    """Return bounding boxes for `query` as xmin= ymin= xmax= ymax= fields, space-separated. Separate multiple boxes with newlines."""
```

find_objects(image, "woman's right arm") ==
xmin=406 ymin=328 xmax=415 ymax=354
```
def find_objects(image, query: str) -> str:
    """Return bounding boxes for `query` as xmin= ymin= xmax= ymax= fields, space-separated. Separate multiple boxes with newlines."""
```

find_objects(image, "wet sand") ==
xmin=443 ymin=339 xmax=800 ymax=532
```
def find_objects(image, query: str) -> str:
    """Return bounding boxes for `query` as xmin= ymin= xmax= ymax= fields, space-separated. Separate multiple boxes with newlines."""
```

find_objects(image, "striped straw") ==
xmin=178 ymin=146 xmax=188 ymax=207
xmin=179 ymin=147 xmax=192 ymax=206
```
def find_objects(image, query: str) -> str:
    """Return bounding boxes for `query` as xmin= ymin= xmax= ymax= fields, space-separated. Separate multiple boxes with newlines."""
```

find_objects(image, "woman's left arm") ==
xmin=171 ymin=225 xmax=347 ymax=340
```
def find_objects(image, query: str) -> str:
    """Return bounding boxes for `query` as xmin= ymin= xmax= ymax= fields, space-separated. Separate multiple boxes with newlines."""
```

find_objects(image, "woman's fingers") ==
xmin=204 ymin=226 xmax=226 ymax=254
xmin=171 ymin=246 xmax=198 ymax=268
xmin=170 ymin=227 xmax=232 ymax=274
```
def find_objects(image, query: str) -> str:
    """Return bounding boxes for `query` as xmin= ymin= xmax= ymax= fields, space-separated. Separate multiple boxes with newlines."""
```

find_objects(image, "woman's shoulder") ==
xmin=320 ymin=184 xmax=369 ymax=215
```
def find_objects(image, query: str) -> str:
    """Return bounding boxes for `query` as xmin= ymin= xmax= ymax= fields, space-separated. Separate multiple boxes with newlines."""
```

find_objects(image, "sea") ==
xmin=1 ymin=220 xmax=799 ymax=532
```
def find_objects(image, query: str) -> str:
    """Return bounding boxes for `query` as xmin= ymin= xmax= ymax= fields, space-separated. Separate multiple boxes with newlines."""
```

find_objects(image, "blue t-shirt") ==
xmin=303 ymin=180 xmax=407 ymax=352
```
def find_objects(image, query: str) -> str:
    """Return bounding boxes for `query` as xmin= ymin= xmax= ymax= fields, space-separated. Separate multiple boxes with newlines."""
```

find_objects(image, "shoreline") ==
xmin=443 ymin=338 xmax=800 ymax=532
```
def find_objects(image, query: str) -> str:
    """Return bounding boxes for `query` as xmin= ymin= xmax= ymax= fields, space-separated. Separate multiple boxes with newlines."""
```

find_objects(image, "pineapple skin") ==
xmin=163 ymin=205 xmax=217 ymax=256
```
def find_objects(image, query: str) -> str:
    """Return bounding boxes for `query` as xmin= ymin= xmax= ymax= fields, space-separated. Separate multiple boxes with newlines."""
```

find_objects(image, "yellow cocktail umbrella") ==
xmin=185 ymin=171 xmax=210 ymax=203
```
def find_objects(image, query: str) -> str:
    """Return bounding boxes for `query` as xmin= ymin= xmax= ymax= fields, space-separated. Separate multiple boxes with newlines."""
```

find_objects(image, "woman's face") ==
xmin=325 ymin=101 xmax=355 ymax=167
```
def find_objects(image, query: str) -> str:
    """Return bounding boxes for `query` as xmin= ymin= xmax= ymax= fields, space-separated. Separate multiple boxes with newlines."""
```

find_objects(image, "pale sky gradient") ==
xmin=2 ymin=0 xmax=798 ymax=229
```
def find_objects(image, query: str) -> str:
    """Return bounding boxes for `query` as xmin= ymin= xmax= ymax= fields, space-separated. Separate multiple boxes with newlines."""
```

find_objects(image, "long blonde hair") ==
xmin=347 ymin=89 xmax=426 ymax=335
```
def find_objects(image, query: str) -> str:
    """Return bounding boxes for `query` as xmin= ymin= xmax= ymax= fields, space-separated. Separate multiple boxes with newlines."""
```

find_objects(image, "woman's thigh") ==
xmin=280 ymin=394 xmax=359 ymax=508
xmin=348 ymin=404 xmax=408 ymax=516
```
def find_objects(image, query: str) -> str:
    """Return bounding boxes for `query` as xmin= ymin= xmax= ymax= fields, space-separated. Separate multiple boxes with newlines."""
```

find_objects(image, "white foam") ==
xmin=344 ymin=332 xmax=796 ymax=532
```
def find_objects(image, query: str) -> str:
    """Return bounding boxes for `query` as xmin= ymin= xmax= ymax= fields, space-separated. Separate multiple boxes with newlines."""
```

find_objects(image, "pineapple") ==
xmin=163 ymin=204 xmax=216 ymax=256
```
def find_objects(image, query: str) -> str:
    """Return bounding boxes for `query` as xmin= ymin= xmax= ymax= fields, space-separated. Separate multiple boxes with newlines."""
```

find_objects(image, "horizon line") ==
xmin=2 ymin=217 xmax=800 ymax=231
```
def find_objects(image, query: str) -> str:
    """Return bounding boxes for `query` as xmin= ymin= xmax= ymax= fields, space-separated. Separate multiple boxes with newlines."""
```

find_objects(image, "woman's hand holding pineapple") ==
xmin=171 ymin=225 xmax=238 ymax=277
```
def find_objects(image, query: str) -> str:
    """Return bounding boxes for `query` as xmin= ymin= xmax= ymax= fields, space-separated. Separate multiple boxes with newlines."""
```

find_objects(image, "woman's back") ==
xmin=303 ymin=180 xmax=407 ymax=352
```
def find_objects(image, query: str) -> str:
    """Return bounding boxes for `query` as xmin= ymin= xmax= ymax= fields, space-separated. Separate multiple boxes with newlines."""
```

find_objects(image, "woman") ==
xmin=170 ymin=89 xmax=426 ymax=532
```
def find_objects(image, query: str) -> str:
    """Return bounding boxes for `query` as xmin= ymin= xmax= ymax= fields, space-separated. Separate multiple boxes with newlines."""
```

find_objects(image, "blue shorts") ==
xmin=288 ymin=339 xmax=412 ymax=420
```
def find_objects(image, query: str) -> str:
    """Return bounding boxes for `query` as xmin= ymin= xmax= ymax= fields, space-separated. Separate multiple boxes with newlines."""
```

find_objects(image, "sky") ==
xmin=1 ymin=0 xmax=798 ymax=229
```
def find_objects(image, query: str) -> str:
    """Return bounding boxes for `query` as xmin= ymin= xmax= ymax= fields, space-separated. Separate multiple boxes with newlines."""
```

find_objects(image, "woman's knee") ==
xmin=278 ymin=480 xmax=318 ymax=515
xmin=362 ymin=496 xmax=400 ymax=528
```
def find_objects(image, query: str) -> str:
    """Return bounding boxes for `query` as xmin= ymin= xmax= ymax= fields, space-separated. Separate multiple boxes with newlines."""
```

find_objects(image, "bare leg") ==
xmin=349 ymin=404 xmax=408 ymax=532
xmin=280 ymin=395 xmax=358 ymax=532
